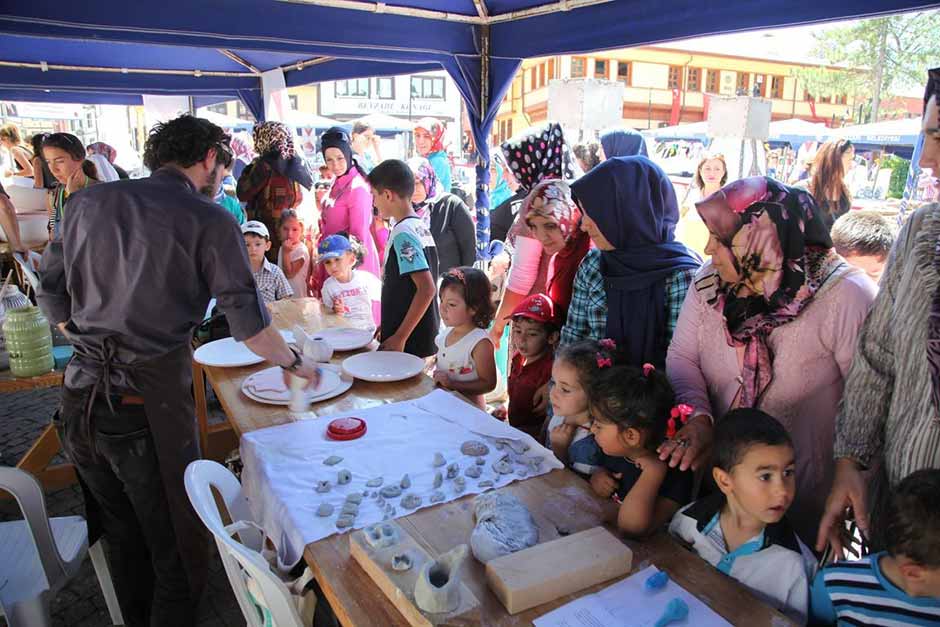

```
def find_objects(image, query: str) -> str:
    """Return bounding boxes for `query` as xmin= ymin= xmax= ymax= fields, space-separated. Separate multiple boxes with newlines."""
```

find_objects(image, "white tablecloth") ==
xmin=240 ymin=389 xmax=563 ymax=567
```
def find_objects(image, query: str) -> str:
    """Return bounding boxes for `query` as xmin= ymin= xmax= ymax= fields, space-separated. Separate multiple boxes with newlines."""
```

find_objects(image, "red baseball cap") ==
xmin=508 ymin=293 xmax=555 ymax=324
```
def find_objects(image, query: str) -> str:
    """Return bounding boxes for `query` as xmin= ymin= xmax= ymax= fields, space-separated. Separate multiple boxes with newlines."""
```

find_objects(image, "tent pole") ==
xmin=475 ymin=23 xmax=492 ymax=262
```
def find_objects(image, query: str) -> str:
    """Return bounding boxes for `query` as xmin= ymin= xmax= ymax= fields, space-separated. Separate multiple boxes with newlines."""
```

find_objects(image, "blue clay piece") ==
xmin=654 ymin=598 xmax=689 ymax=627
xmin=645 ymin=570 xmax=669 ymax=590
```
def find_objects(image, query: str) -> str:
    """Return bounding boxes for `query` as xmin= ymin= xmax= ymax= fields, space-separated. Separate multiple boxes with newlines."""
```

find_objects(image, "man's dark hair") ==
xmin=367 ymin=159 xmax=414 ymax=199
xmin=143 ymin=114 xmax=232 ymax=172
xmin=830 ymin=210 xmax=897 ymax=259
xmin=713 ymin=408 xmax=793 ymax=472
xmin=884 ymin=469 xmax=940 ymax=567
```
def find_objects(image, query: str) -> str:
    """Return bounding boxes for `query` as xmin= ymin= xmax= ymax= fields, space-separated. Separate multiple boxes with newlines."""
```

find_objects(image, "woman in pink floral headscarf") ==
xmin=664 ymin=176 xmax=877 ymax=545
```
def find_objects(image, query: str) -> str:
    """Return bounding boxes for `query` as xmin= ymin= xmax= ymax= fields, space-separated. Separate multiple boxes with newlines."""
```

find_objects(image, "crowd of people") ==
xmin=2 ymin=65 xmax=937 ymax=626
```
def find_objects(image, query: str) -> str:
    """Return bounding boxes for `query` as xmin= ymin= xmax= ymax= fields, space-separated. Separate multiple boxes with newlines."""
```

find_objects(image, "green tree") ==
xmin=796 ymin=11 xmax=940 ymax=123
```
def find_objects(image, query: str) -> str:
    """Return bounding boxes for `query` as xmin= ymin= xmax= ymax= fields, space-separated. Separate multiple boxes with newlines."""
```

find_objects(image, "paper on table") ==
xmin=533 ymin=565 xmax=731 ymax=627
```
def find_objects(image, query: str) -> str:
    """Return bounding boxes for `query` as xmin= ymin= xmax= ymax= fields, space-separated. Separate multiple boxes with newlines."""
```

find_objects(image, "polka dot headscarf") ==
xmin=499 ymin=121 xmax=582 ymax=193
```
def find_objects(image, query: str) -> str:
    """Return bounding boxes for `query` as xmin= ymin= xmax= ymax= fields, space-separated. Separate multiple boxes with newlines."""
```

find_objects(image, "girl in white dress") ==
xmin=433 ymin=267 xmax=497 ymax=409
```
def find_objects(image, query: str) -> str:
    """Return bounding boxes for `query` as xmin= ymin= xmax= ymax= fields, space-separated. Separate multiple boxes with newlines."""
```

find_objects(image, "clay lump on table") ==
xmin=433 ymin=471 xmax=443 ymax=489
xmin=340 ymin=502 xmax=359 ymax=517
xmin=460 ymin=440 xmax=490 ymax=457
xmin=380 ymin=485 xmax=402 ymax=498
xmin=453 ymin=476 xmax=466 ymax=494
xmin=400 ymin=474 xmax=411 ymax=489
xmin=366 ymin=476 xmax=384 ymax=487
xmin=516 ymin=468 xmax=528 ymax=478
xmin=469 ymin=492 xmax=539 ymax=563
xmin=336 ymin=515 xmax=355 ymax=529
xmin=429 ymin=490 xmax=446 ymax=504
xmin=315 ymin=480 xmax=332 ymax=493
xmin=401 ymin=493 xmax=422 ymax=509
xmin=323 ymin=455 xmax=343 ymax=466
xmin=446 ymin=463 xmax=460 ymax=479
xmin=464 ymin=465 xmax=482 ymax=479
xmin=478 ymin=479 xmax=494 ymax=488
xmin=337 ymin=469 xmax=352 ymax=485
xmin=391 ymin=553 xmax=413 ymax=571
xmin=364 ymin=522 xmax=400 ymax=549
xmin=345 ymin=493 xmax=363 ymax=505
xmin=316 ymin=503 xmax=335 ymax=517
xmin=432 ymin=452 xmax=446 ymax=467
xmin=475 ymin=457 xmax=485 ymax=466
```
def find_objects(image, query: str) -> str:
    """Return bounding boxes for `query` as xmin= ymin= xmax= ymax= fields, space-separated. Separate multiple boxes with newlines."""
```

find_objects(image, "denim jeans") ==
xmin=55 ymin=386 xmax=198 ymax=627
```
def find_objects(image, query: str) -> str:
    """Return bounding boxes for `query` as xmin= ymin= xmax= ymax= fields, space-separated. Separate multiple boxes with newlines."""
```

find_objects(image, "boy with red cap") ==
xmin=507 ymin=293 xmax=559 ymax=437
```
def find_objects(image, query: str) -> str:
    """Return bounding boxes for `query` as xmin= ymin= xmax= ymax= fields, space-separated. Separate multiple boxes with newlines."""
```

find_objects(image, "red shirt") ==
xmin=508 ymin=352 xmax=554 ymax=436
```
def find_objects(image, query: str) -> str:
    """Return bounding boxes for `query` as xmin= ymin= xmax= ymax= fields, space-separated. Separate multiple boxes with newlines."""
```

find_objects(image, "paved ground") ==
xmin=1 ymin=388 xmax=244 ymax=627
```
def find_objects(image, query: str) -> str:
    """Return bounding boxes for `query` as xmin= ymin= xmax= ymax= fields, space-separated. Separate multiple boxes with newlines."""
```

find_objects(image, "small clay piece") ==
xmin=400 ymin=474 xmax=411 ymax=489
xmin=527 ymin=456 xmax=544 ymax=470
xmin=494 ymin=440 xmax=506 ymax=451
xmin=429 ymin=490 xmax=446 ymax=504
xmin=386 ymin=505 xmax=396 ymax=516
xmin=376 ymin=497 xmax=386 ymax=508
xmin=337 ymin=469 xmax=352 ymax=485
xmin=391 ymin=553 xmax=413 ymax=571
xmin=493 ymin=459 xmax=513 ymax=475
xmin=432 ymin=452 xmax=446 ymax=467
xmin=470 ymin=493 xmax=538 ymax=563
xmin=315 ymin=480 xmax=332 ymax=493
xmin=461 ymin=440 xmax=490 ymax=456
xmin=465 ymin=465 xmax=482 ymax=479
xmin=362 ymin=490 xmax=368 ymax=497
xmin=475 ymin=457 xmax=485 ymax=466
xmin=453 ymin=476 xmax=466 ymax=494
xmin=433 ymin=471 xmax=443 ymax=489
xmin=365 ymin=523 xmax=400 ymax=549
xmin=323 ymin=455 xmax=343 ymax=466
xmin=316 ymin=503 xmax=334 ymax=517
xmin=369 ymin=491 xmax=377 ymax=498
xmin=414 ymin=544 xmax=469 ymax=614
xmin=401 ymin=493 xmax=422 ymax=509
xmin=335 ymin=515 xmax=355 ymax=529
xmin=496 ymin=438 xmax=529 ymax=454
xmin=478 ymin=479 xmax=494 ymax=488
xmin=380 ymin=485 xmax=402 ymax=498
xmin=345 ymin=493 xmax=363 ymax=505
xmin=446 ymin=463 xmax=460 ymax=479
xmin=341 ymin=502 xmax=359 ymax=516
xmin=516 ymin=468 xmax=528 ymax=478
xmin=366 ymin=476 xmax=384 ymax=488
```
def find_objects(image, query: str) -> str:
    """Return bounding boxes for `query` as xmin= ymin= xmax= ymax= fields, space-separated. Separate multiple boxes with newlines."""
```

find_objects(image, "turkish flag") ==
xmin=670 ymin=88 xmax=681 ymax=126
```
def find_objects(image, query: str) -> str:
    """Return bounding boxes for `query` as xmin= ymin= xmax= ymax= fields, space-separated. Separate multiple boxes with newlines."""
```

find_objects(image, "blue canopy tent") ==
xmin=1 ymin=0 xmax=937 ymax=256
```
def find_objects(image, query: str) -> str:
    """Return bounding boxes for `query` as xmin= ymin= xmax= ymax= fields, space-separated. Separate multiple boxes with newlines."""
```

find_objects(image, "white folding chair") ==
xmin=0 ymin=467 xmax=123 ymax=626
xmin=184 ymin=459 xmax=306 ymax=627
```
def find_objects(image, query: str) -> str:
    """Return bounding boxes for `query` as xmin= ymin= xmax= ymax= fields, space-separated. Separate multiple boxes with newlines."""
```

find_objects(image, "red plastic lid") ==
xmin=326 ymin=417 xmax=367 ymax=441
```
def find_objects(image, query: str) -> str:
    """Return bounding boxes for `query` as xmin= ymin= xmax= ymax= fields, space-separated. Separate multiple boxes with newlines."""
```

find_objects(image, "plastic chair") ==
xmin=184 ymin=459 xmax=305 ymax=627
xmin=0 ymin=467 xmax=124 ymax=626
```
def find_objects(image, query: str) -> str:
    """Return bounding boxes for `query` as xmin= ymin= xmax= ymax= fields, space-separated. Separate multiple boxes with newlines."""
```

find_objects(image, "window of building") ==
xmin=753 ymin=74 xmax=767 ymax=97
xmin=336 ymin=79 xmax=370 ymax=98
xmin=617 ymin=61 xmax=632 ymax=86
xmin=207 ymin=103 xmax=228 ymax=115
xmin=411 ymin=76 xmax=446 ymax=99
xmin=571 ymin=57 xmax=586 ymax=78
xmin=288 ymin=95 xmax=298 ymax=110
xmin=537 ymin=63 xmax=545 ymax=87
xmin=236 ymin=101 xmax=249 ymax=119
xmin=548 ymin=58 xmax=556 ymax=80
xmin=668 ymin=65 xmax=683 ymax=90
xmin=530 ymin=68 xmax=537 ymax=90
xmin=818 ymin=95 xmax=831 ymax=104
xmin=771 ymin=76 xmax=784 ymax=99
xmin=374 ymin=77 xmax=394 ymax=99
xmin=705 ymin=69 xmax=720 ymax=94
xmin=835 ymin=94 xmax=848 ymax=105
xmin=685 ymin=68 xmax=700 ymax=92
xmin=736 ymin=72 xmax=749 ymax=95
xmin=594 ymin=59 xmax=608 ymax=79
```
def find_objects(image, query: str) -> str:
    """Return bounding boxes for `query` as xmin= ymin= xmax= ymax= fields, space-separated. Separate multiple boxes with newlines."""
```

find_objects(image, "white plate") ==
xmin=341 ymin=351 xmax=425 ymax=382
xmin=241 ymin=365 xmax=353 ymax=406
xmin=307 ymin=327 xmax=374 ymax=351
xmin=193 ymin=329 xmax=296 ymax=368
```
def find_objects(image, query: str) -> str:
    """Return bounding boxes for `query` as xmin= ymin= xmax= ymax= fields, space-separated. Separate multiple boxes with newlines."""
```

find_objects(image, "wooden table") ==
xmin=213 ymin=299 xmax=796 ymax=627
xmin=0 ymin=367 xmax=75 ymax=492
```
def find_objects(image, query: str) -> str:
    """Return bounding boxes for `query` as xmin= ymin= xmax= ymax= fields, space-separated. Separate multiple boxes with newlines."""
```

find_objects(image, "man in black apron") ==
xmin=37 ymin=115 xmax=320 ymax=626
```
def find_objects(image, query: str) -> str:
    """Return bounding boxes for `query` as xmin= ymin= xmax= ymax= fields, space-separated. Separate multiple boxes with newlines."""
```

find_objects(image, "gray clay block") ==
xmin=315 ymin=480 xmax=332 ymax=493
xmin=366 ymin=476 xmax=383 ymax=487
xmin=380 ymin=485 xmax=402 ymax=498
xmin=461 ymin=440 xmax=490 ymax=456
xmin=316 ymin=503 xmax=334 ymax=517
xmin=337 ymin=469 xmax=352 ymax=485
xmin=446 ymin=463 xmax=460 ymax=479
xmin=429 ymin=490 xmax=446 ymax=503
xmin=470 ymin=493 xmax=538 ymax=563
xmin=465 ymin=465 xmax=482 ymax=479
xmin=345 ymin=493 xmax=363 ymax=505
xmin=335 ymin=515 xmax=355 ymax=529
xmin=400 ymin=474 xmax=411 ymax=489
xmin=323 ymin=455 xmax=343 ymax=466
xmin=432 ymin=452 xmax=446 ymax=467
xmin=341 ymin=502 xmax=359 ymax=516
xmin=401 ymin=493 xmax=422 ymax=509
xmin=433 ymin=471 xmax=443 ymax=489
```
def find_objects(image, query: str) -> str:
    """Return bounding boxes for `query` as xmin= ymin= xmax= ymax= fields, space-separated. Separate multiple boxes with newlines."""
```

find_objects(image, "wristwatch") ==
xmin=282 ymin=347 xmax=303 ymax=373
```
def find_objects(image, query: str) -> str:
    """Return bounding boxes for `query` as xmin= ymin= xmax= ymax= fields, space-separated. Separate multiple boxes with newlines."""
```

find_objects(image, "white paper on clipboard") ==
xmin=12 ymin=250 xmax=42 ymax=291
xmin=533 ymin=565 xmax=731 ymax=627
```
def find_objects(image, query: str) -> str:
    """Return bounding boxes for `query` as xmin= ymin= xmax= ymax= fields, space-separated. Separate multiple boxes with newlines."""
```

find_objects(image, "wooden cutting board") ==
xmin=349 ymin=522 xmax=481 ymax=626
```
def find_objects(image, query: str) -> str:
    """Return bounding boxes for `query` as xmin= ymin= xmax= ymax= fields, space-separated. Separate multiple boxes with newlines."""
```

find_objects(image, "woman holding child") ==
xmin=664 ymin=176 xmax=877 ymax=545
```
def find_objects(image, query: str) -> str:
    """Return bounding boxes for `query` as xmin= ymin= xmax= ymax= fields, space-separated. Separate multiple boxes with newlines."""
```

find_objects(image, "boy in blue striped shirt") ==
xmin=811 ymin=469 xmax=940 ymax=626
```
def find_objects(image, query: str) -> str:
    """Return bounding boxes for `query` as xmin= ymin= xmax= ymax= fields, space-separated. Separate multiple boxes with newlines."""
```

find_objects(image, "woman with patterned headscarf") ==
xmin=664 ymin=176 xmax=876 ymax=546
xmin=87 ymin=141 xmax=129 ymax=179
xmin=489 ymin=122 xmax=584 ymax=347
xmin=237 ymin=121 xmax=313 ymax=261
xmin=407 ymin=157 xmax=475 ymax=276
xmin=817 ymin=67 xmax=940 ymax=557
xmin=414 ymin=117 xmax=451 ymax=195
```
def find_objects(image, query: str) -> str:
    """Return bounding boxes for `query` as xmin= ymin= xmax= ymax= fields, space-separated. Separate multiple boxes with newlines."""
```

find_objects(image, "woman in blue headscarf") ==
xmin=489 ymin=158 xmax=513 ymax=209
xmin=599 ymin=128 xmax=648 ymax=159
xmin=563 ymin=156 xmax=700 ymax=367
